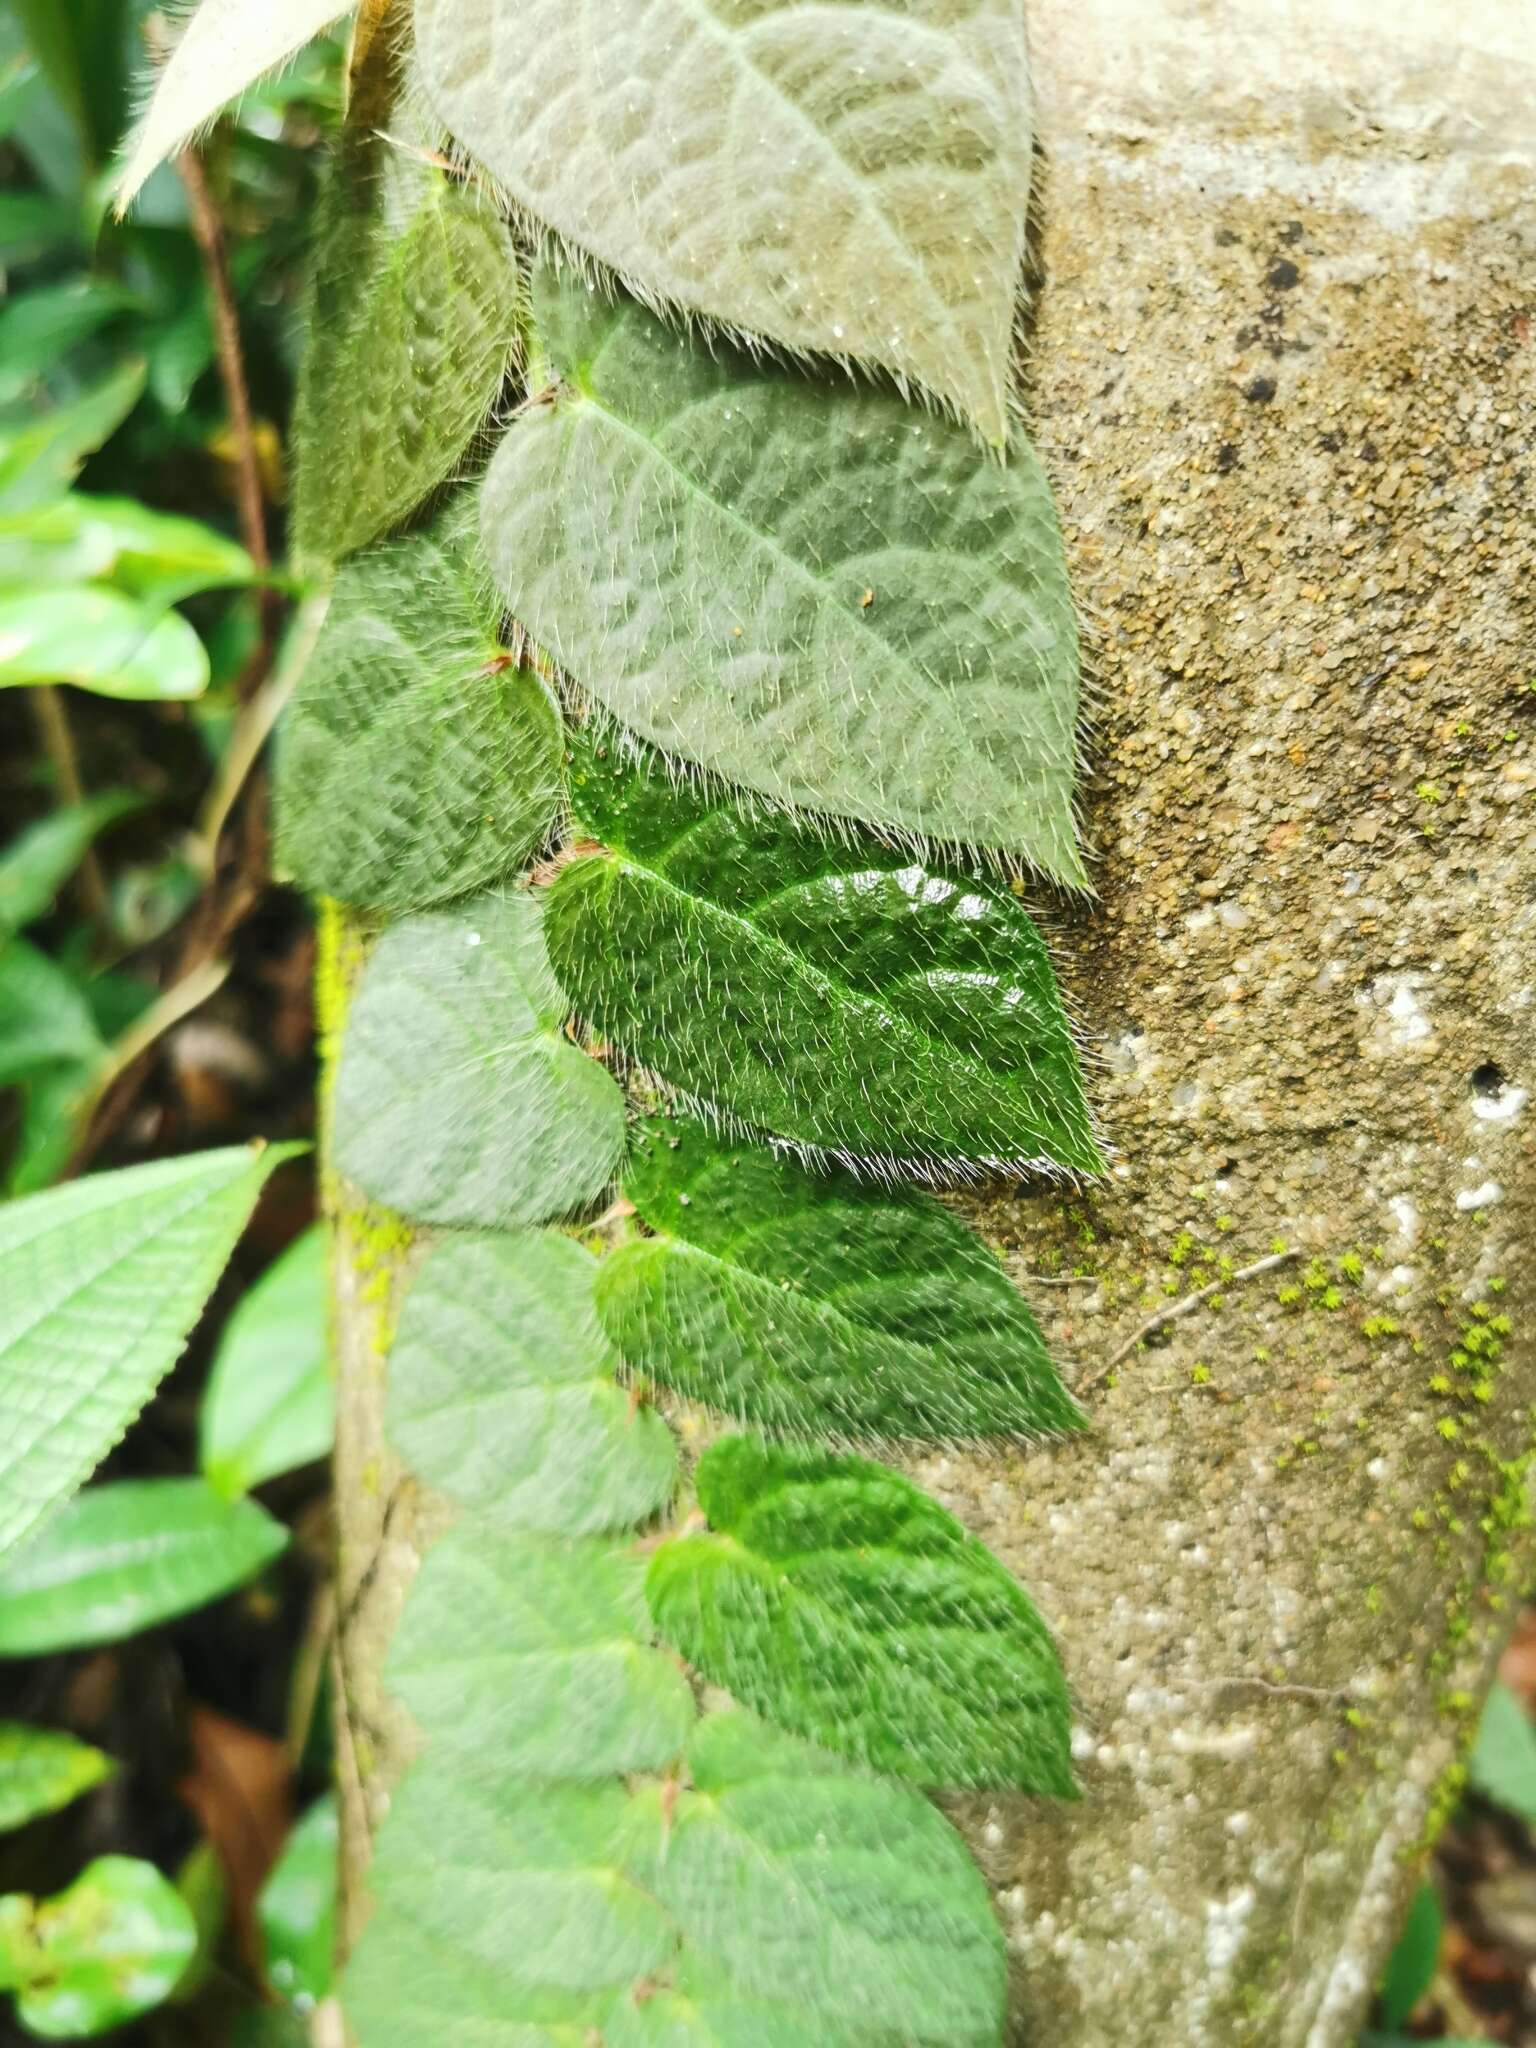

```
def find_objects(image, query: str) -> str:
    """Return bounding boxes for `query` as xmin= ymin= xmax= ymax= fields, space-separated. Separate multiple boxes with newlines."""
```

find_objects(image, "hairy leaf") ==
xmin=0 ymin=1856 xmax=196 ymax=2039
xmin=116 ymin=0 xmax=354 ymax=210
xmin=0 ymin=1144 xmax=301 ymax=1558
xmin=600 ymin=1118 xmax=1080 ymax=1439
xmin=200 ymin=1227 xmax=332 ymax=1500
xmin=648 ymin=1435 xmax=1074 ymax=1793
xmin=276 ymin=510 xmax=562 ymax=910
xmin=544 ymin=735 xmax=1099 ymax=1176
xmin=0 ymin=1724 xmax=113 ymax=1833
xmin=332 ymin=892 xmax=625 ymax=1229
xmin=388 ymin=1232 xmax=676 ymax=1535
xmin=415 ymin=0 xmax=1031 ymax=441
xmin=0 ymin=1480 xmax=287 ymax=1656
xmin=387 ymin=1523 xmax=694 ymax=1778
xmin=257 ymin=1798 xmax=336 ymax=2005
xmin=292 ymin=149 xmax=520 ymax=565
xmin=343 ymin=1901 xmax=609 ymax=2046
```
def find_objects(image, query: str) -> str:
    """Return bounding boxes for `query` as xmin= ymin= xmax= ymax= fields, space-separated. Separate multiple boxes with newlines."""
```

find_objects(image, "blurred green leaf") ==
xmin=4 ymin=1060 xmax=98 ymax=1198
xmin=0 ymin=1723 xmax=113 ymax=1832
xmin=10 ymin=0 xmax=133 ymax=169
xmin=170 ymin=1841 xmax=226 ymax=2006
xmin=258 ymin=1797 xmax=336 ymax=2004
xmin=1376 ymin=1880 xmax=1441 ymax=2032
xmin=0 ymin=282 xmax=139 ymax=405
xmin=0 ymin=938 xmax=104 ymax=1084
xmin=0 ymin=1478 xmax=288 ymax=1656
xmin=0 ymin=495 xmax=254 ymax=605
xmin=0 ymin=194 xmax=76 ymax=265
xmin=0 ymin=362 xmax=144 ymax=511
xmin=0 ymin=792 xmax=138 ymax=934
xmin=202 ymin=1227 xmax=333 ymax=1499
xmin=0 ymin=1855 xmax=196 ymax=2038
xmin=1469 ymin=1679 xmax=1536 ymax=1821
xmin=0 ymin=588 xmax=208 ymax=699
xmin=232 ymin=2009 xmax=312 ymax=2048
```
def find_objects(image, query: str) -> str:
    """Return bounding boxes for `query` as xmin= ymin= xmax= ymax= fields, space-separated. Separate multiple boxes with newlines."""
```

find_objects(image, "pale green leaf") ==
xmin=386 ymin=1523 xmax=695 ymax=1778
xmin=344 ymin=1900 xmax=607 ymax=2046
xmin=0 ymin=1856 xmax=196 ymax=2039
xmin=388 ymin=1231 xmax=677 ymax=1535
xmin=0 ymin=364 xmax=145 ymax=513
xmin=276 ymin=509 xmax=562 ymax=910
xmin=332 ymin=893 xmax=625 ymax=1230
xmin=0 ymin=588 xmax=209 ymax=700
xmin=258 ymin=1798 xmax=336 ymax=2005
xmin=0 ymin=1724 xmax=113 ymax=1833
xmin=0 ymin=792 xmax=139 ymax=935
xmin=116 ymin=0 xmax=354 ymax=209
xmin=600 ymin=1118 xmax=1081 ymax=1440
xmin=483 ymin=267 xmax=1083 ymax=876
xmin=415 ymin=0 xmax=1030 ymax=441
xmin=648 ymin=1434 xmax=1074 ymax=1793
xmin=0 ymin=1143 xmax=301 ymax=1557
xmin=292 ymin=149 xmax=520 ymax=565
xmin=200 ymin=1227 xmax=333 ymax=1499
xmin=0 ymin=939 xmax=104 ymax=1085
xmin=544 ymin=733 xmax=1099 ymax=1175
xmin=66 ymin=495 xmax=256 ymax=606
xmin=0 ymin=1479 xmax=287 ymax=1656
xmin=1469 ymin=1680 xmax=1536 ymax=1822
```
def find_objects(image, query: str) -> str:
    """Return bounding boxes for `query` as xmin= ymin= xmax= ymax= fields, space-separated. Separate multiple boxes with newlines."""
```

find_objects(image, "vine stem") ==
xmin=1077 ymin=1247 xmax=1301 ymax=1395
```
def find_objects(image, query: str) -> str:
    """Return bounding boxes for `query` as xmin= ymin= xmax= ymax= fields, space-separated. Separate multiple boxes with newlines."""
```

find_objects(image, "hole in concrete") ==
xmin=1472 ymin=1061 xmax=1508 ymax=1097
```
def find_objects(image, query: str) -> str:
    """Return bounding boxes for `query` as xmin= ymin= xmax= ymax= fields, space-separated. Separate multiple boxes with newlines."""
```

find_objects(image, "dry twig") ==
xmin=1078 ymin=1248 xmax=1300 ymax=1396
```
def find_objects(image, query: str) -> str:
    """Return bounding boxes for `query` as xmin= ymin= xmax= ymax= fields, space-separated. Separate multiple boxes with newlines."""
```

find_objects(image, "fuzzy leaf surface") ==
xmin=544 ymin=736 xmax=1098 ymax=1176
xmin=277 ymin=510 xmax=561 ymax=910
xmin=387 ymin=1523 xmax=694 ymax=1778
xmin=648 ymin=1436 xmax=1074 ymax=1793
xmin=332 ymin=892 xmax=625 ymax=1229
xmin=0 ymin=1145 xmax=300 ymax=1559
xmin=416 ymin=0 xmax=1031 ymax=440
xmin=388 ymin=1232 xmax=676 ymax=1535
xmin=600 ymin=1118 xmax=1079 ymax=1440
xmin=200 ymin=1227 xmax=332 ymax=1500
xmin=0 ymin=1724 xmax=113 ymax=1833
xmin=292 ymin=150 xmax=519 ymax=564
xmin=483 ymin=268 xmax=1083 ymax=877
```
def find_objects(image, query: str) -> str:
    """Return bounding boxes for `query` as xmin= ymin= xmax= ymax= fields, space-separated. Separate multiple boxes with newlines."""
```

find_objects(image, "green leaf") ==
xmin=648 ymin=1434 xmax=1074 ymax=1794
xmin=257 ymin=1798 xmax=336 ymax=2005
xmin=67 ymin=495 xmax=256 ymax=607
xmin=332 ymin=892 xmax=625 ymax=1230
xmin=0 ymin=1724 xmax=113 ymax=1833
xmin=483 ymin=267 xmax=1083 ymax=878
xmin=200 ymin=1228 xmax=332 ymax=1500
xmin=0 ymin=1856 xmax=196 ymax=2039
xmin=415 ymin=0 xmax=1031 ymax=442
xmin=0 ymin=1479 xmax=287 ymax=1656
xmin=115 ymin=0 xmax=354 ymax=209
xmin=291 ymin=148 xmax=520 ymax=565
xmin=1469 ymin=1680 xmax=1536 ymax=1821
xmin=544 ymin=733 xmax=1099 ymax=1176
xmin=0 ymin=283 xmax=139 ymax=406
xmin=600 ymin=1118 xmax=1080 ymax=1440
xmin=1377 ymin=1880 xmax=1441 ymax=2031
xmin=0 ymin=1142 xmax=300 ymax=1557
xmin=388 ymin=1231 xmax=677 ymax=1535
xmin=0 ymin=938 xmax=104 ymax=1085
xmin=0 ymin=792 xmax=138 ymax=935
xmin=0 ymin=363 xmax=144 ymax=513
xmin=276 ymin=509 xmax=562 ymax=911
xmin=386 ymin=1523 xmax=695 ymax=1779
xmin=4 ymin=1062 xmax=98 ymax=1198
xmin=0 ymin=588 xmax=209 ymax=699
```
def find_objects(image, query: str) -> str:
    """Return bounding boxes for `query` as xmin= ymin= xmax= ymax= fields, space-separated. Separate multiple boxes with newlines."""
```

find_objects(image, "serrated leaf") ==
xmin=292 ymin=148 xmax=520 ymax=564
xmin=0 ymin=1479 xmax=287 ymax=1656
xmin=415 ymin=0 xmax=1030 ymax=441
xmin=0 ymin=1724 xmax=113 ymax=1833
xmin=332 ymin=892 xmax=625 ymax=1229
xmin=0 ymin=587 xmax=208 ymax=699
xmin=387 ymin=1523 xmax=694 ymax=1778
xmin=0 ymin=793 xmax=138 ymax=936
xmin=1469 ymin=1680 xmax=1536 ymax=1822
xmin=0 ymin=1856 xmax=196 ymax=2039
xmin=115 ymin=0 xmax=354 ymax=210
xmin=600 ymin=1118 xmax=1080 ymax=1440
xmin=200 ymin=1227 xmax=332 ymax=1499
xmin=0 ymin=939 xmax=104 ymax=1085
xmin=544 ymin=734 xmax=1099 ymax=1176
xmin=648 ymin=1435 xmax=1074 ymax=1793
xmin=483 ymin=267 xmax=1083 ymax=877
xmin=276 ymin=509 xmax=562 ymax=911
xmin=0 ymin=1143 xmax=301 ymax=1558
xmin=388 ymin=1232 xmax=677 ymax=1535
xmin=257 ymin=1797 xmax=336 ymax=2005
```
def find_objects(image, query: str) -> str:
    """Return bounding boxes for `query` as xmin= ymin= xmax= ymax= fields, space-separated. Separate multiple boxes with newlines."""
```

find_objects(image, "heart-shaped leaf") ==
xmin=543 ymin=734 xmax=1099 ymax=1177
xmin=600 ymin=1118 xmax=1081 ymax=1441
xmin=0 ymin=1724 xmax=113 ymax=1833
xmin=483 ymin=265 xmax=1083 ymax=877
xmin=648 ymin=1434 xmax=1074 ymax=1794
xmin=415 ymin=0 xmax=1031 ymax=441
xmin=331 ymin=892 xmax=626 ymax=1229
xmin=388 ymin=1231 xmax=677 ymax=1535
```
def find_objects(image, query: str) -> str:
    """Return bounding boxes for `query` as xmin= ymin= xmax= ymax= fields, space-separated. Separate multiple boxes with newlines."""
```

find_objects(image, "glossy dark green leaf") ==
xmin=483 ymin=266 xmax=1083 ymax=877
xmin=200 ymin=1227 xmax=332 ymax=1499
xmin=257 ymin=1798 xmax=336 ymax=2006
xmin=332 ymin=892 xmax=626 ymax=1229
xmin=600 ymin=1118 xmax=1081 ymax=1440
xmin=388 ymin=1231 xmax=676 ymax=1535
xmin=1378 ymin=1880 xmax=1441 ymax=2032
xmin=648 ymin=1435 xmax=1074 ymax=1794
xmin=0 ymin=1724 xmax=113 ymax=1832
xmin=544 ymin=734 xmax=1099 ymax=1177
xmin=276 ymin=509 xmax=562 ymax=911
xmin=0 ymin=1480 xmax=287 ymax=1655
xmin=0 ymin=1856 xmax=196 ymax=2039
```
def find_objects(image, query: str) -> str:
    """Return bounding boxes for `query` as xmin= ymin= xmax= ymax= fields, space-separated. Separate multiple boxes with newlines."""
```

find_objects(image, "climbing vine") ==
xmin=126 ymin=0 xmax=1101 ymax=2038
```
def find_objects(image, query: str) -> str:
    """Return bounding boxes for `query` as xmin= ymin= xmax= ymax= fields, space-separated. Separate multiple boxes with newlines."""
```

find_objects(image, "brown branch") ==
xmin=1077 ymin=1248 xmax=1300 ymax=1396
xmin=29 ymin=686 xmax=109 ymax=924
